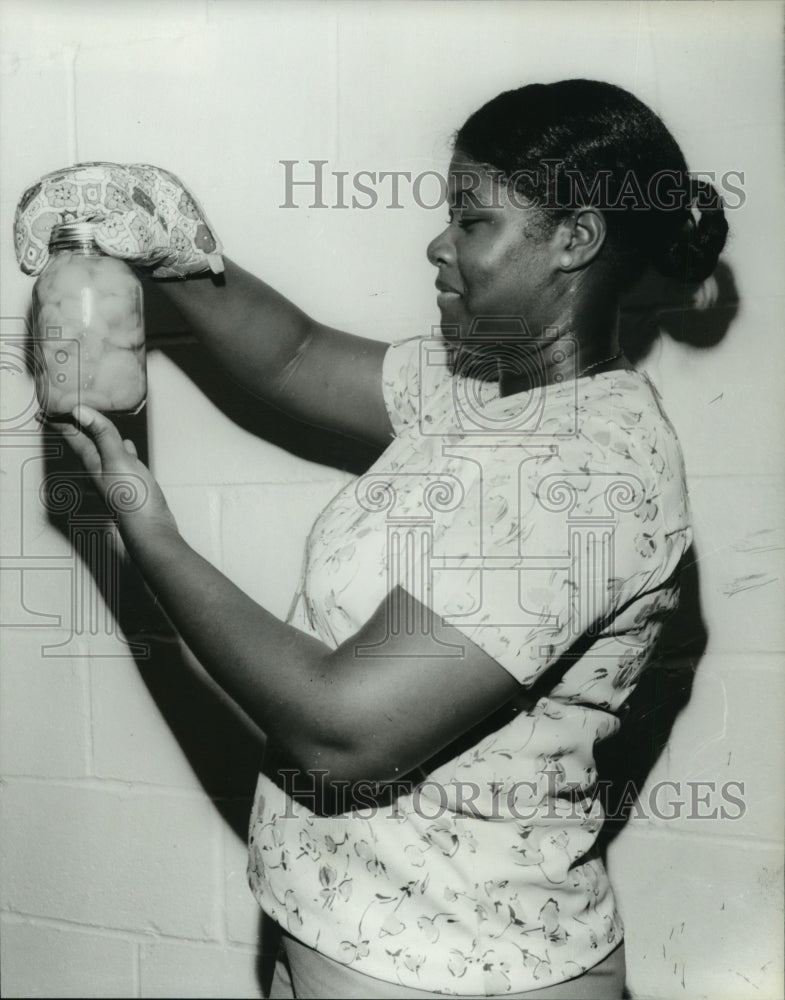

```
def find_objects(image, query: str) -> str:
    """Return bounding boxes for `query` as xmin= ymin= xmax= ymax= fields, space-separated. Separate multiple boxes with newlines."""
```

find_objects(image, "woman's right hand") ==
xmin=14 ymin=162 xmax=224 ymax=278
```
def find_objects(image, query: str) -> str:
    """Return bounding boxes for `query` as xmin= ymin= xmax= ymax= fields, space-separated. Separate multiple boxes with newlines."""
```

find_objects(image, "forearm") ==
xmin=153 ymin=258 xmax=392 ymax=447
xmin=153 ymin=258 xmax=315 ymax=404
xmin=122 ymin=522 xmax=354 ymax=772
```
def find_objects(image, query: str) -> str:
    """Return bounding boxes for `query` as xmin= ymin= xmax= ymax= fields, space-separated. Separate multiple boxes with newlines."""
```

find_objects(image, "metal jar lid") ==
xmin=48 ymin=221 xmax=100 ymax=251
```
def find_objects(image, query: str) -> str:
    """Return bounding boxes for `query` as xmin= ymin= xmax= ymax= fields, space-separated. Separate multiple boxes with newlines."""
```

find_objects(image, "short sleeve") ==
xmin=382 ymin=336 xmax=456 ymax=435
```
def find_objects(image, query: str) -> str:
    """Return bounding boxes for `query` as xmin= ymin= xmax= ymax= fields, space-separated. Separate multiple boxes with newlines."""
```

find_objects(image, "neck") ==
xmin=497 ymin=296 xmax=623 ymax=397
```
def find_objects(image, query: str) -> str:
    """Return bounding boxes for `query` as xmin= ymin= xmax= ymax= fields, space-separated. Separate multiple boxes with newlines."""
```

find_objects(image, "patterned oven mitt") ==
xmin=14 ymin=162 xmax=224 ymax=279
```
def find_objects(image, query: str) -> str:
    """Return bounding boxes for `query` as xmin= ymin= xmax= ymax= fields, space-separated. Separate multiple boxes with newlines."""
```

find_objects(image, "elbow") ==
xmin=284 ymin=738 xmax=406 ymax=801
xmin=275 ymin=661 xmax=415 ymax=793
xmin=294 ymin=743 xmax=390 ymax=787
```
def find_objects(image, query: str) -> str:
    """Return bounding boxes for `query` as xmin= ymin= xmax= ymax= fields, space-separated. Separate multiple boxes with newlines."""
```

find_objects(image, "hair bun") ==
xmin=652 ymin=177 xmax=729 ymax=283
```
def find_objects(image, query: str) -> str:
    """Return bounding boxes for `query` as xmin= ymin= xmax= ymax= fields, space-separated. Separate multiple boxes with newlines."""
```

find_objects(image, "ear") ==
xmin=553 ymin=208 xmax=607 ymax=272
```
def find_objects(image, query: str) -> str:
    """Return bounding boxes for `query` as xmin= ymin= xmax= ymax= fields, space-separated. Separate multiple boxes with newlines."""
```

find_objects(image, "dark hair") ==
xmin=455 ymin=80 xmax=728 ymax=285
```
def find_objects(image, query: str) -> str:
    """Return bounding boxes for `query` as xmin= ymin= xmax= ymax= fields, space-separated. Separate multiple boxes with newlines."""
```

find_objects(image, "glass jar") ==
xmin=32 ymin=222 xmax=146 ymax=417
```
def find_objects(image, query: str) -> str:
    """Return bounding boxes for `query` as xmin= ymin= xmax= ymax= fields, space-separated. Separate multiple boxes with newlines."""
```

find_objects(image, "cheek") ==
xmin=464 ymin=260 xmax=519 ymax=309
xmin=458 ymin=253 xmax=498 ymax=301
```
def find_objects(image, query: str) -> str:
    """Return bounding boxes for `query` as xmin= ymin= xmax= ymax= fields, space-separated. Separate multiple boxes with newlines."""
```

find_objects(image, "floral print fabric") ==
xmin=14 ymin=162 xmax=223 ymax=278
xmin=248 ymin=336 xmax=692 ymax=995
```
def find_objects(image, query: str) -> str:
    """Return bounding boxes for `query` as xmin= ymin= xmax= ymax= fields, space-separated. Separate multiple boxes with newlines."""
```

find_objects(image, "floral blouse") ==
xmin=248 ymin=336 xmax=692 ymax=995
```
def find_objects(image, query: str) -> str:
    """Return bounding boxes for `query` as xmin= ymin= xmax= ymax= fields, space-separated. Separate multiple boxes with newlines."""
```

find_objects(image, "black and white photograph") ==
xmin=0 ymin=1 xmax=783 ymax=998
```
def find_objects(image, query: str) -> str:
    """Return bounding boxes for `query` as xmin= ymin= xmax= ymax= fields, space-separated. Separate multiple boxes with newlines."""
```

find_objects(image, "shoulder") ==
xmin=382 ymin=336 xmax=440 ymax=433
xmin=500 ymin=370 xmax=691 ymax=542
xmin=560 ymin=369 xmax=688 ymax=482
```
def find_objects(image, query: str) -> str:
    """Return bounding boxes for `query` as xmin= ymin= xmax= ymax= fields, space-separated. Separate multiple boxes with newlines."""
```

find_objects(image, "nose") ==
xmin=427 ymin=225 xmax=454 ymax=268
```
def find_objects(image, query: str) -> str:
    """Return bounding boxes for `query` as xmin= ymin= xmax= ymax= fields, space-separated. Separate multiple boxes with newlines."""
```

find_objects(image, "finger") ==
xmin=123 ymin=438 xmax=138 ymax=458
xmin=72 ymin=406 xmax=128 ymax=467
xmin=44 ymin=415 xmax=97 ymax=456
xmin=44 ymin=418 xmax=74 ymax=436
xmin=53 ymin=421 xmax=102 ymax=471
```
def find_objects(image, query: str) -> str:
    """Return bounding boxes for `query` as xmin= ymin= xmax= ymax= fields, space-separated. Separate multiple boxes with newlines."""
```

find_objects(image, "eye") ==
xmin=447 ymin=211 xmax=480 ymax=229
xmin=446 ymin=209 xmax=486 ymax=231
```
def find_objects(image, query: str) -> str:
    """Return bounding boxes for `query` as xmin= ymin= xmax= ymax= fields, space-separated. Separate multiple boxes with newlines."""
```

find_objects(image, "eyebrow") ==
xmin=448 ymin=188 xmax=503 ymax=212
xmin=448 ymin=174 xmax=506 ymax=211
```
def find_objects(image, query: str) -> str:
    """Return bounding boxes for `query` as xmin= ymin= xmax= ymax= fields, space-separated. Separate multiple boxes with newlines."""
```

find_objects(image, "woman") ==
xmin=18 ymin=80 xmax=728 ymax=998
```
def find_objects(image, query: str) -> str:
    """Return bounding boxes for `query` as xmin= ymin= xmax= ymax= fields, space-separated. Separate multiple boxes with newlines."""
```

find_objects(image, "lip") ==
xmin=435 ymin=279 xmax=462 ymax=308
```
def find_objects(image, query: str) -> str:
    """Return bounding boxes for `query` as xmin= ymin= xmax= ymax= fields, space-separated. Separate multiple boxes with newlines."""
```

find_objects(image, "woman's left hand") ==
xmin=52 ymin=405 xmax=178 ymax=538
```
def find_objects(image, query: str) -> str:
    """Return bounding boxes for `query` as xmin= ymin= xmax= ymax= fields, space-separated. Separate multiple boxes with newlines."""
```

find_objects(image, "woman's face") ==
xmin=427 ymin=155 xmax=561 ymax=374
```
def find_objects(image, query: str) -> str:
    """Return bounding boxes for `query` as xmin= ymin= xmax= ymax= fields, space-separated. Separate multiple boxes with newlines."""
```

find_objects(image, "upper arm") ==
xmin=311 ymin=587 xmax=521 ymax=783
xmin=156 ymin=258 xmax=396 ymax=450
xmin=272 ymin=322 xmax=394 ymax=449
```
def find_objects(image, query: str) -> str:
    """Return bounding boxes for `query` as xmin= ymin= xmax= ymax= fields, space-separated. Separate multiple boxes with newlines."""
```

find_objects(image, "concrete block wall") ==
xmin=1 ymin=2 xmax=782 ymax=997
